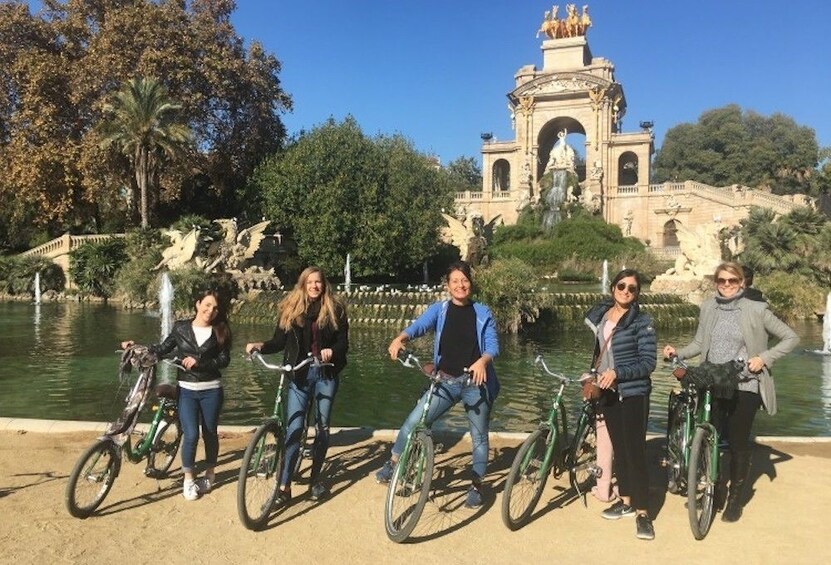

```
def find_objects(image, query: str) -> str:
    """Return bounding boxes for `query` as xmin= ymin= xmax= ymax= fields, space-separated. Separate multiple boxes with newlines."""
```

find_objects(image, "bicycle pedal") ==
xmin=659 ymin=457 xmax=669 ymax=467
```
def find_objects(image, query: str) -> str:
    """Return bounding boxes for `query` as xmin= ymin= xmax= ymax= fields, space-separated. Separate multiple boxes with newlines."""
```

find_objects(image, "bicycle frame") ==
xmin=394 ymin=353 xmax=471 ymax=485
xmin=119 ymin=397 xmax=177 ymax=464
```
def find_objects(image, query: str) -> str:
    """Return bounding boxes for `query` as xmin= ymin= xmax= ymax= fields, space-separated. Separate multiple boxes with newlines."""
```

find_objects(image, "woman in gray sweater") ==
xmin=663 ymin=262 xmax=798 ymax=522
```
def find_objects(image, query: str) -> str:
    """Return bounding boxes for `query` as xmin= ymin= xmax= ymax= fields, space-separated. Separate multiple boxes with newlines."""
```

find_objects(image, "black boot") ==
xmin=722 ymin=451 xmax=751 ymax=522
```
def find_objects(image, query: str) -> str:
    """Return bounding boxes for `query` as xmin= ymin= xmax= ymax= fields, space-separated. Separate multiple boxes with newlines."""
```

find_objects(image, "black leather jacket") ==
xmin=260 ymin=302 xmax=348 ymax=379
xmin=150 ymin=319 xmax=231 ymax=383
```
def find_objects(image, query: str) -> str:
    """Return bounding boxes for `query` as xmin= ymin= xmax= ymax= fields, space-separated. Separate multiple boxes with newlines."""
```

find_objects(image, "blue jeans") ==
xmin=177 ymin=386 xmax=223 ymax=473
xmin=392 ymin=380 xmax=492 ymax=479
xmin=280 ymin=366 xmax=339 ymax=487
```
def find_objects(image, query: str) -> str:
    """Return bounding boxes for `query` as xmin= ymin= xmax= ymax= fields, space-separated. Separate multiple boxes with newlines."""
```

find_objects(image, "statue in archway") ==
xmin=540 ymin=129 xmax=577 ymax=229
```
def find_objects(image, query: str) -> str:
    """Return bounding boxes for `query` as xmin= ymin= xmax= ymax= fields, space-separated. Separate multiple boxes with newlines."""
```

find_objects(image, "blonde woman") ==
xmin=245 ymin=267 xmax=349 ymax=504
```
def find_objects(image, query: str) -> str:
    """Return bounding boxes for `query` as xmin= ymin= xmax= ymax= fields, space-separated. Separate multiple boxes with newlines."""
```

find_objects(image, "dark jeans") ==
xmin=392 ymin=380 xmax=492 ymax=480
xmin=177 ymin=386 xmax=223 ymax=472
xmin=604 ymin=394 xmax=649 ymax=510
xmin=712 ymin=391 xmax=762 ymax=457
xmin=281 ymin=365 xmax=339 ymax=487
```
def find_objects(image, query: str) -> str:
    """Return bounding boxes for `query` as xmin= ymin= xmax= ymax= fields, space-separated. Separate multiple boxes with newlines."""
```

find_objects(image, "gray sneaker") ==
xmin=601 ymin=500 xmax=636 ymax=520
xmin=636 ymin=514 xmax=655 ymax=540
xmin=375 ymin=460 xmax=394 ymax=484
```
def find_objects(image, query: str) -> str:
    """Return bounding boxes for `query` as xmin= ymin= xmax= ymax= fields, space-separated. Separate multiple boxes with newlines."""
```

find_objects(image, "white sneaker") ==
xmin=182 ymin=480 xmax=200 ymax=501
xmin=196 ymin=476 xmax=213 ymax=494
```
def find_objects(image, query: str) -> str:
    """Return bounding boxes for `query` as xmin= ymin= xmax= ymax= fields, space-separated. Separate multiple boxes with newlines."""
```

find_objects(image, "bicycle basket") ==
xmin=679 ymin=360 xmax=743 ymax=399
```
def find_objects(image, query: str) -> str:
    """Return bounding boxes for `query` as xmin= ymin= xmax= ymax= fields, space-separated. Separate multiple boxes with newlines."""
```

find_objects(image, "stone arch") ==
xmin=618 ymin=151 xmax=639 ymax=186
xmin=663 ymin=219 xmax=680 ymax=247
xmin=536 ymin=117 xmax=587 ymax=181
xmin=492 ymin=159 xmax=510 ymax=192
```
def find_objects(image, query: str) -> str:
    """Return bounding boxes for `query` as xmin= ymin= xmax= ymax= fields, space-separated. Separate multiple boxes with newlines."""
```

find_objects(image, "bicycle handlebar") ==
xmin=247 ymin=351 xmax=333 ymax=373
xmin=533 ymin=354 xmax=590 ymax=386
xmin=396 ymin=349 xmax=472 ymax=386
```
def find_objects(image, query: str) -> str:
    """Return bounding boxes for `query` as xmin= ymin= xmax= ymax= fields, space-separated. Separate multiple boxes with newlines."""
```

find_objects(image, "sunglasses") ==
xmin=716 ymin=277 xmax=740 ymax=286
xmin=615 ymin=282 xmax=638 ymax=293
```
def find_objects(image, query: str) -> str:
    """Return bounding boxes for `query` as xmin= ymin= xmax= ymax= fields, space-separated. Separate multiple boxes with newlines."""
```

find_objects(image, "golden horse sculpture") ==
xmin=536 ymin=3 xmax=592 ymax=39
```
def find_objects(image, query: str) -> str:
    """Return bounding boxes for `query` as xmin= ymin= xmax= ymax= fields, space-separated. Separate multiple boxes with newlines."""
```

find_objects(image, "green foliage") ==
xmin=491 ymin=214 xmax=644 ymax=273
xmin=69 ymin=239 xmax=128 ymax=298
xmin=473 ymin=258 xmax=548 ymax=333
xmin=165 ymin=267 xmax=238 ymax=316
xmin=756 ymin=272 xmax=826 ymax=323
xmin=445 ymin=156 xmax=482 ymax=191
xmin=0 ymin=1 xmax=290 ymax=236
xmin=0 ymin=255 xmax=65 ymax=295
xmin=247 ymin=117 xmax=454 ymax=277
xmin=653 ymin=105 xmax=820 ymax=195
xmin=740 ymin=205 xmax=831 ymax=286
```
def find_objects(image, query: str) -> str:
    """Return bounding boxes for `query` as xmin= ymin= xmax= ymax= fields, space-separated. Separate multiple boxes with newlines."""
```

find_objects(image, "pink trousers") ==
xmin=591 ymin=414 xmax=617 ymax=502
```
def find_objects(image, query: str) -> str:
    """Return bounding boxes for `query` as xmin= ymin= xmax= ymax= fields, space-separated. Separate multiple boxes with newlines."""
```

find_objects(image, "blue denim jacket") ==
xmin=403 ymin=300 xmax=500 ymax=400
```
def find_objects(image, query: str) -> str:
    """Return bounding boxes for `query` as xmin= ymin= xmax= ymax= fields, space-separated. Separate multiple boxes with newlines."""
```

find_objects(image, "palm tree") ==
xmin=99 ymin=77 xmax=192 ymax=228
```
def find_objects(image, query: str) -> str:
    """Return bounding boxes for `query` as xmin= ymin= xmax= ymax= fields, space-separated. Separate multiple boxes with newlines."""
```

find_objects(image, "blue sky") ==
xmin=231 ymin=0 xmax=831 ymax=165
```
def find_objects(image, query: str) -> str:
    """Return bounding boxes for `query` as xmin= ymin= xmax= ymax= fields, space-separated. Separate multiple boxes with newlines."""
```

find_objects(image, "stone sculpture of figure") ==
xmin=671 ymin=222 xmax=723 ymax=278
xmin=589 ymin=159 xmax=604 ymax=180
xmin=155 ymin=227 xmax=201 ymax=271
xmin=565 ymin=4 xmax=579 ymax=37
xmin=623 ymin=209 xmax=634 ymax=236
xmin=203 ymin=219 xmax=271 ymax=272
xmin=536 ymin=6 xmax=561 ymax=39
xmin=547 ymin=129 xmax=576 ymax=173
xmin=579 ymin=5 xmax=592 ymax=35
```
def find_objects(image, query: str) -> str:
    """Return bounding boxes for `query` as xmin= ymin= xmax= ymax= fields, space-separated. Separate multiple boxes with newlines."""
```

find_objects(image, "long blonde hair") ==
xmin=278 ymin=266 xmax=343 ymax=331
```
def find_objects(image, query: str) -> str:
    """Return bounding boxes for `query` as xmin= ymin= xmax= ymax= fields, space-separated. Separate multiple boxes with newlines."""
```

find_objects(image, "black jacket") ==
xmin=150 ymin=319 xmax=231 ymax=383
xmin=260 ymin=302 xmax=349 ymax=379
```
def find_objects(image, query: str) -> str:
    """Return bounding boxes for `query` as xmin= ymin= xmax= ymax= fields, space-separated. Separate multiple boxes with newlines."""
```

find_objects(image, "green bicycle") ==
xmin=65 ymin=347 xmax=182 ymax=519
xmin=236 ymin=352 xmax=331 ymax=531
xmin=664 ymin=355 xmax=744 ymax=540
xmin=383 ymin=350 xmax=472 ymax=543
xmin=501 ymin=354 xmax=598 ymax=531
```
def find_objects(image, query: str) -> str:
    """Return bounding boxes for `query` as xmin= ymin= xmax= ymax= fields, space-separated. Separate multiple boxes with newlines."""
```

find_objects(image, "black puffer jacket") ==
xmin=150 ymin=319 xmax=231 ymax=383
xmin=260 ymin=301 xmax=349 ymax=379
xmin=584 ymin=297 xmax=657 ymax=398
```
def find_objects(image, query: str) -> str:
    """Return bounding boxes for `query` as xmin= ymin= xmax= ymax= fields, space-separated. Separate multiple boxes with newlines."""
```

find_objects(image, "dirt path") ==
xmin=1 ymin=428 xmax=829 ymax=564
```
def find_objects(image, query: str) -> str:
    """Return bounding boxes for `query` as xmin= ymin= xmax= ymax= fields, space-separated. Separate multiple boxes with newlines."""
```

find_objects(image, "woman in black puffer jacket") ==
xmin=584 ymin=269 xmax=657 ymax=540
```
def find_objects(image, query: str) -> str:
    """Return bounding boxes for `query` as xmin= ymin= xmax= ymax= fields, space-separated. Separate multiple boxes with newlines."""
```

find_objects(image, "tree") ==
xmin=247 ymin=117 xmax=455 ymax=277
xmin=0 ymin=0 xmax=291 ymax=244
xmin=99 ymin=77 xmax=192 ymax=228
xmin=653 ymin=105 xmax=820 ymax=195
xmin=446 ymin=156 xmax=483 ymax=191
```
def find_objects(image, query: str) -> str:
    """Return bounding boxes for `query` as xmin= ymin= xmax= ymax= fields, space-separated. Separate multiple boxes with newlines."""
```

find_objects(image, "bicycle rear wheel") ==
xmin=146 ymin=419 xmax=182 ymax=477
xmin=568 ymin=417 xmax=598 ymax=499
xmin=237 ymin=420 xmax=283 ymax=531
xmin=501 ymin=428 xmax=552 ymax=530
xmin=65 ymin=439 xmax=119 ymax=519
xmin=688 ymin=426 xmax=717 ymax=540
xmin=384 ymin=430 xmax=434 ymax=543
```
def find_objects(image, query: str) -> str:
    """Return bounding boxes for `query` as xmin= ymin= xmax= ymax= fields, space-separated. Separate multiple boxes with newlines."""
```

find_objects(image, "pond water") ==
xmin=2 ymin=301 xmax=830 ymax=437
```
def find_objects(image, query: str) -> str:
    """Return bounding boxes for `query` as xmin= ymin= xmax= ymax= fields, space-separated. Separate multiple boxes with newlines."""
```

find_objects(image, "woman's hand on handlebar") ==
xmin=662 ymin=344 xmax=676 ymax=359
xmin=245 ymin=342 xmax=263 ymax=355
xmin=388 ymin=336 xmax=406 ymax=361
xmin=121 ymin=340 xmax=135 ymax=350
xmin=320 ymin=348 xmax=333 ymax=363
xmin=469 ymin=358 xmax=488 ymax=386
xmin=181 ymin=356 xmax=198 ymax=370
xmin=747 ymin=356 xmax=765 ymax=373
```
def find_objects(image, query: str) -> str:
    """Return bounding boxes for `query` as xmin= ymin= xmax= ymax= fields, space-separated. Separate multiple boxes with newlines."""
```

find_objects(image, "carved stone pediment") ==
xmin=511 ymin=72 xmax=613 ymax=100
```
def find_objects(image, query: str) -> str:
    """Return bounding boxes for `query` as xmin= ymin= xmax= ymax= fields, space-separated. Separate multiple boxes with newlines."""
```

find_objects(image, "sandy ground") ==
xmin=1 ymin=426 xmax=830 ymax=565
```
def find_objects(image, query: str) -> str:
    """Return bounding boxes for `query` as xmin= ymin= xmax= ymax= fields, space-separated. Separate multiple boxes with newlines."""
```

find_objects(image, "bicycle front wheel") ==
xmin=688 ymin=426 xmax=717 ymax=540
xmin=384 ymin=430 xmax=434 ymax=543
xmin=568 ymin=417 xmax=598 ymax=499
xmin=237 ymin=421 xmax=283 ymax=531
xmin=501 ymin=428 xmax=552 ymax=530
xmin=146 ymin=419 xmax=182 ymax=477
xmin=65 ymin=439 xmax=119 ymax=519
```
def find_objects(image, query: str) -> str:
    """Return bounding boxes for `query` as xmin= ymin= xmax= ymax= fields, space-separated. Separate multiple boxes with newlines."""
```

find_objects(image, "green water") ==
xmin=1 ymin=301 xmax=829 ymax=436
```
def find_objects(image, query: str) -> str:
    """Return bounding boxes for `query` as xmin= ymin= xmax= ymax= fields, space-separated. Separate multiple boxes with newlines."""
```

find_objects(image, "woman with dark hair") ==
xmin=584 ymin=269 xmax=656 ymax=540
xmin=376 ymin=261 xmax=499 ymax=508
xmin=122 ymin=287 xmax=232 ymax=501
xmin=245 ymin=266 xmax=349 ymax=504
xmin=664 ymin=261 xmax=797 ymax=522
